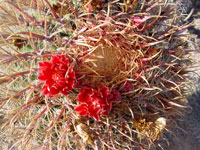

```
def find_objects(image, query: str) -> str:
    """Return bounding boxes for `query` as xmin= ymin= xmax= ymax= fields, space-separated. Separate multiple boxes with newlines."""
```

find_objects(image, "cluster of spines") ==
xmin=0 ymin=0 xmax=193 ymax=149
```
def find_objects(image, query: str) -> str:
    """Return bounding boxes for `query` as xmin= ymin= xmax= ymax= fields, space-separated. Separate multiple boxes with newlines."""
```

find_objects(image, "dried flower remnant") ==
xmin=76 ymin=123 xmax=95 ymax=146
xmin=52 ymin=2 xmax=70 ymax=16
xmin=75 ymin=85 xmax=112 ymax=120
xmin=132 ymin=117 xmax=166 ymax=141
xmin=12 ymin=36 xmax=27 ymax=49
xmin=83 ymin=0 xmax=104 ymax=10
xmin=38 ymin=55 xmax=75 ymax=97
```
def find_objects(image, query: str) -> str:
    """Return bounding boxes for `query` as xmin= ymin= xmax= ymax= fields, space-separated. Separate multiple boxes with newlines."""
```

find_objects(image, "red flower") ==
xmin=120 ymin=82 xmax=133 ymax=93
xmin=38 ymin=55 xmax=75 ymax=97
xmin=110 ymin=89 xmax=121 ymax=102
xmin=75 ymin=85 xmax=112 ymax=120
xmin=131 ymin=16 xmax=150 ymax=30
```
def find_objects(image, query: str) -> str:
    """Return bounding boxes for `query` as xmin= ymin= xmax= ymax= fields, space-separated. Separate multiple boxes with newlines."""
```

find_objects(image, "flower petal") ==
xmin=38 ymin=55 xmax=75 ymax=97
xmin=77 ymin=87 xmax=93 ymax=103
xmin=76 ymin=85 xmax=112 ymax=120
xmin=75 ymin=104 xmax=88 ymax=116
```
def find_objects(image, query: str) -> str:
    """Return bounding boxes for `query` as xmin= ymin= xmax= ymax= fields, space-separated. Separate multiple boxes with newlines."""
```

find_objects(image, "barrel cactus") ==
xmin=0 ymin=0 xmax=192 ymax=149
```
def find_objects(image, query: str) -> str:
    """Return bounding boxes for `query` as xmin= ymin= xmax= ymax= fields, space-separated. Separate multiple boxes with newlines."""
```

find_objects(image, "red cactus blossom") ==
xmin=120 ymin=82 xmax=133 ymax=93
xmin=110 ymin=89 xmax=121 ymax=102
xmin=75 ymin=85 xmax=112 ymax=120
xmin=38 ymin=55 xmax=75 ymax=97
xmin=131 ymin=16 xmax=150 ymax=29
